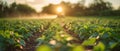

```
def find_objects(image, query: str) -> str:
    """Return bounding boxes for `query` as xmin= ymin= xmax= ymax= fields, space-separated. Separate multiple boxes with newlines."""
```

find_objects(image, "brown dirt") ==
xmin=22 ymin=32 xmax=42 ymax=51
xmin=62 ymin=24 xmax=93 ymax=51
xmin=14 ymin=23 xmax=50 ymax=51
xmin=6 ymin=31 xmax=43 ymax=51
xmin=63 ymin=25 xmax=83 ymax=44
xmin=58 ymin=22 xmax=83 ymax=44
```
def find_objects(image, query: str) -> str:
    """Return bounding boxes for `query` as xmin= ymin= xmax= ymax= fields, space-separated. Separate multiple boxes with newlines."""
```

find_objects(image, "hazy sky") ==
xmin=4 ymin=0 xmax=120 ymax=12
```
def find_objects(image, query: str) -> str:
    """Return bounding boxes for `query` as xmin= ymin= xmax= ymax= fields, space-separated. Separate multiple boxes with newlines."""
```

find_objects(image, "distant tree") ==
xmin=16 ymin=4 xmax=36 ymax=16
xmin=72 ymin=2 xmax=86 ymax=16
xmin=0 ymin=1 xmax=36 ymax=17
xmin=0 ymin=1 xmax=3 ymax=17
xmin=41 ymin=0 xmax=118 ymax=16
xmin=111 ymin=6 xmax=120 ymax=16
xmin=41 ymin=4 xmax=57 ymax=14
xmin=59 ymin=1 xmax=73 ymax=15
xmin=41 ymin=1 xmax=72 ymax=15
xmin=7 ymin=2 xmax=17 ymax=16
xmin=118 ymin=6 xmax=120 ymax=10
xmin=88 ymin=0 xmax=113 ymax=16
xmin=0 ymin=1 xmax=9 ymax=17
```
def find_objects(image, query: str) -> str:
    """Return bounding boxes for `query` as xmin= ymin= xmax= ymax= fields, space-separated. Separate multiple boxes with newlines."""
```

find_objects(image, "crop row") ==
xmin=36 ymin=22 xmax=75 ymax=51
xmin=0 ymin=19 xmax=49 ymax=51
xmin=64 ymin=19 xmax=120 ymax=51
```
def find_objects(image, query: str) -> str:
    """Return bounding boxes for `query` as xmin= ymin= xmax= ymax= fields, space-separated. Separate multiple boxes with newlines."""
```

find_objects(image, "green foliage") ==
xmin=82 ymin=38 xmax=96 ymax=46
xmin=64 ymin=17 xmax=120 ymax=51
xmin=36 ymin=22 xmax=74 ymax=51
xmin=0 ymin=30 xmax=23 ymax=51
xmin=36 ymin=45 xmax=52 ymax=51
xmin=0 ymin=19 xmax=49 ymax=50
xmin=72 ymin=46 xmax=85 ymax=51
xmin=0 ymin=17 xmax=120 ymax=51
xmin=93 ymin=42 xmax=105 ymax=51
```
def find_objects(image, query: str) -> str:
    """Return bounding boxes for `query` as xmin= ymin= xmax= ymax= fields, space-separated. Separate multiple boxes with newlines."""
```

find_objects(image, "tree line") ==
xmin=41 ymin=0 xmax=120 ymax=16
xmin=0 ymin=0 xmax=120 ymax=17
xmin=0 ymin=1 xmax=36 ymax=17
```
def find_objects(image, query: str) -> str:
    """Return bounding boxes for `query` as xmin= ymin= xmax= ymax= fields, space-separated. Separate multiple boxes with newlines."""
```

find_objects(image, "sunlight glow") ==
xmin=57 ymin=7 xmax=63 ymax=13
xmin=7 ymin=0 xmax=120 ymax=12
xmin=47 ymin=0 xmax=61 ymax=4
xmin=27 ymin=0 xmax=35 ymax=2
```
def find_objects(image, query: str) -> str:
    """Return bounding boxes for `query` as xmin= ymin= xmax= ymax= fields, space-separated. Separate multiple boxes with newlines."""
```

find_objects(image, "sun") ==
xmin=57 ymin=6 xmax=63 ymax=13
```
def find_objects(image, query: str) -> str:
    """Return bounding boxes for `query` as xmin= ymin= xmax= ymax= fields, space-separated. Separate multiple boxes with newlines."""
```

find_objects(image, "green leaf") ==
xmin=82 ymin=38 xmax=96 ymax=46
xmin=15 ymin=44 xmax=21 ymax=47
xmin=93 ymin=42 xmax=105 ymax=51
xmin=101 ymin=32 xmax=109 ymax=39
xmin=19 ymin=39 xmax=25 ymax=46
xmin=8 ymin=38 xmax=15 ymax=45
xmin=36 ymin=45 xmax=52 ymax=51
xmin=109 ymin=42 xmax=118 ymax=49
xmin=72 ymin=45 xmax=85 ymax=51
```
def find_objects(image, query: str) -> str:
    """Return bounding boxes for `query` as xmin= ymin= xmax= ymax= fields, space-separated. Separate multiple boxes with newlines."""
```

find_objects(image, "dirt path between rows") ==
xmin=15 ymin=23 xmax=50 ymax=51
xmin=22 ymin=32 xmax=42 ymax=51
xmin=59 ymin=22 xmax=93 ymax=51
xmin=58 ymin=22 xmax=83 ymax=44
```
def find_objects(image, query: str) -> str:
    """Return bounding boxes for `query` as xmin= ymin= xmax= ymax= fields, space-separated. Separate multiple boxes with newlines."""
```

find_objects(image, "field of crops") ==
xmin=0 ymin=16 xmax=120 ymax=51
